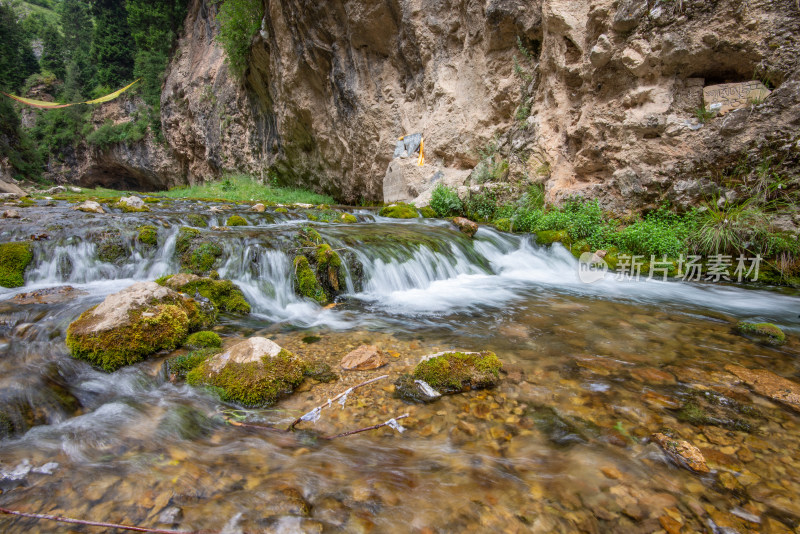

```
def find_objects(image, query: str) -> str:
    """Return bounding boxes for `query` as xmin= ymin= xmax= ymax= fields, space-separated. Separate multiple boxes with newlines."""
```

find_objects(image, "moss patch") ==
xmin=186 ymin=349 xmax=306 ymax=407
xmin=536 ymin=230 xmax=571 ymax=246
xmin=175 ymin=227 xmax=223 ymax=275
xmin=737 ymin=322 xmax=786 ymax=345
xmin=419 ymin=206 xmax=437 ymax=218
xmin=294 ymin=255 xmax=326 ymax=304
xmin=165 ymin=348 xmax=219 ymax=381
xmin=0 ymin=242 xmax=33 ymax=288
xmin=187 ymin=214 xmax=208 ymax=227
xmin=226 ymin=215 xmax=248 ymax=226
xmin=412 ymin=351 xmax=502 ymax=394
xmin=159 ymin=275 xmax=251 ymax=316
xmin=275 ymin=207 xmax=289 ymax=214
xmin=315 ymin=243 xmax=346 ymax=296
xmin=67 ymin=304 xmax=191 ymax=372
xmin=137 ymin=225 xmax=158 ymax=247
xmin=379 ymin=203 xmax=419 ymax=219
xmin=95 ymin=232 xmax=128 ymax=264
xmin=304 ymin=361 xmax=338 ymax=383
xmin=340 ymin=213 xmax=358 ymax=223
xmin=185 ymin=330 xmax=222 ymax=349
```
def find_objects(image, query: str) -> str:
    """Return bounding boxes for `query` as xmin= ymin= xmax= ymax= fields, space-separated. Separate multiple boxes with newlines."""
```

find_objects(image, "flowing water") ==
xmin=1 ymin=199 xmax=799 ymax=533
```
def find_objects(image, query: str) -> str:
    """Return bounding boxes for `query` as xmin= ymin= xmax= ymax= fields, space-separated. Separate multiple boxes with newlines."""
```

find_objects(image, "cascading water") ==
xmin=1 ymin=199 xmax=799 ymax=533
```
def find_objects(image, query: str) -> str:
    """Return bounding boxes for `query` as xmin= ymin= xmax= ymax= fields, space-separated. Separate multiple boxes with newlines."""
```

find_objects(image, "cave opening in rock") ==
xmin=79 ymin=163 xmax=167 ymax=192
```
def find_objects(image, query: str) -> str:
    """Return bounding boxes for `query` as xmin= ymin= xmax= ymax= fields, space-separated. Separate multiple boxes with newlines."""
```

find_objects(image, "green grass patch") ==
xmin=158 ymin=174 xmax=334 ymax=204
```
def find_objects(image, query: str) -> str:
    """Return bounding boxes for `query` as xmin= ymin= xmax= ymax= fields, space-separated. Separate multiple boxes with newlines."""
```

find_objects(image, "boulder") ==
xmin=652 ymin=433 xmax=709 ymax=474
xmin=2 ymin=209 xmax=20 ymax=219
xmin=251 ymin=203 xmax=266 ymax=212
xmin=118 ymin=195 xmax=148 ymax=212
xmin=736 ymin=322 xmax=785 ymax=345
xmin=0 ymin=178 xmax=25 ymax=196
xmin=383 ymin=158 xmax=470 ymax=206
xmin=73 ymin=200 xmax=105 ymax=214
xmin=185 ymin=337 xmax=306 ymax=407
xmin=66 ymin=281 xmax=213 ymax=371
xmin=395 ymin=351 xmax=502 ymax=402
xmin=341 ymin=345 xmax=388 ymax=370
xmin=452 ymin=217 xmax=478 ymax=238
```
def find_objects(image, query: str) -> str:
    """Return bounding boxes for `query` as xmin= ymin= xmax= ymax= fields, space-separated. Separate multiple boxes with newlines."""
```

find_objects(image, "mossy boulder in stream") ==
xmin=737 ymin=322 xmax=785 ymax=345
xmin=94 ymin=231 xmax=128 ymax=264
xmin=226 ymin=215 xmax=248 ymax=226
xmin=294 ymin=255 xmax=327 ymax=304
xmin=315 ymin=244 xmax=346 ymax=296
xmin=185 ymin=330 xmax=222 ymax=349
xmin=66 ymin=282 xmax=214 ymax=372
xmin=0 ymin=242 xmax=33 ymax=288
xmin=379 ymin=203 xmax=418 ymax=219
xmin=137 ymin=225 xmax=158 ymax=247
xmin=395 ymin=351 xmax=502 ymax=402
xmin=157 ymin=273 xmax=250 ymax=316
xmin=186 ymin=337 xmax=306 ymax=407
xmin=174 ymin=227 xmax=224 ymax=275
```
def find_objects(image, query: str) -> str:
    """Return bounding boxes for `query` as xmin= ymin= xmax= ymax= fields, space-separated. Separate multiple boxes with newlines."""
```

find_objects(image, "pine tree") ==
xmin=91 ymin=0 xmax=134 ymax=88
xmin=60 ymin=0 xmax=94 ymax=90
xmin=40 ymin=23 xmax=66 ymax=80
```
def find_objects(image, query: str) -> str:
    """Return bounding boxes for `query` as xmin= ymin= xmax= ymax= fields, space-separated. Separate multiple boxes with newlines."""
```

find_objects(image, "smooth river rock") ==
xmin=341 ymin=344 xmax=388 ymax=371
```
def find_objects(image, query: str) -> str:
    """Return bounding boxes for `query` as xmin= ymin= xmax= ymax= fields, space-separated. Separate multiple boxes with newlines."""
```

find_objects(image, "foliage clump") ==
xmin=213 ymin=0 xmax=265 ymax=78
xmin=430 ymin=183 xmax=463 ymax=217
xmin=0 ymin=242 xmax=33 ymax=288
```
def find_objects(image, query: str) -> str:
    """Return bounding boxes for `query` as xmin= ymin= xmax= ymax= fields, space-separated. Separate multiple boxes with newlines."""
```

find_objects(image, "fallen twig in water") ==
xmin=288 ymin=374 xmax=389 ymax=431
xmin=0 ymin=506 xmax=203 ymax=533
xmin=324 ymin=413 xmax=409 ymax=439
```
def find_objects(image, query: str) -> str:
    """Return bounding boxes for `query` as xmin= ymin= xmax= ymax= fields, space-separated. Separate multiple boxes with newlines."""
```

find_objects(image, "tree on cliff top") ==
xmin=91 ymin=0 xmax=134 ymax=88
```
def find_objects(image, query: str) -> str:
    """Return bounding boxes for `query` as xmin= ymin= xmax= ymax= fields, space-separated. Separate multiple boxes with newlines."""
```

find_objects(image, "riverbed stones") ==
xmin=186 ymin=337 xmax=306 ymax=407
xmin=118 ymin=196 xmax=149 ymax=212
xmin=452 ymin=217 xmax=478 ymax=238
xmin=66 ymin=281 xmax=212 ymax=371
xmin=72 ymin=200 xmax=105 ymax=214
xmin=13 ymin=286 xmax=86 ymax=305
xmin=652 ymin=433 xmax=709 ymax=473
xmin=341 ymin=345 xmax=388 ymax=370
xmin=725 ymin=364 xmax=800 ymax=413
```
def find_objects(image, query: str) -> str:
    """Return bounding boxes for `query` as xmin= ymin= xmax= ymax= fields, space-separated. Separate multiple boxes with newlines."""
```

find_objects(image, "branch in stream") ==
xmin=0 ymin=507 xmax=205 ymax=534
xmin=323 ymin=413 xmax=409 ymax=440
xmin=287 ymin=374 xmax=389 ymax=431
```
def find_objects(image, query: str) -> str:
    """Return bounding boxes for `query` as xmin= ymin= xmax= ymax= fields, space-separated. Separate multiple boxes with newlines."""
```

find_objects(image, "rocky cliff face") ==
xmin=159 ymin=0 xmax=800 ymax=208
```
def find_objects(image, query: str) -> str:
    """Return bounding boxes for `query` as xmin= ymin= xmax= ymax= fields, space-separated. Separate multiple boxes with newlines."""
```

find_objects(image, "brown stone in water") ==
xmin=703 ymin=81 xmax=771 ymax=115
xmin=724 ymin=364 xmax=800 ymax=413
xmin=659 ymin=515 xmax=682 ymax=534
xmin=340 ymin=344 xmax=388 ymax=370
xmin=652 ymin=433 xmax=709 ymax=473
xmin=2 ymin=209 xmax=20 ymax=219
xmin=452 ymin=217 xmax=478 ymax=237
xmin=630 ymin=367 xmax=676 ymax=385
xmin=13 ymin=286 xmax=87 ymax=305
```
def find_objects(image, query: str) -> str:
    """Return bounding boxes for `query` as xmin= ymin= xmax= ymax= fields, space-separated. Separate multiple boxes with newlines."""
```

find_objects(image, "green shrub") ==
xmin=213 ymin=0 xmax=264 ymax=78
xmin=465 ymin=189 xmax=498 ymax=222
xmin=86 ymin=118 xmax=149 ymax=148
xmin=692 ymin=200 xmax=768 ymax=255
xmin=430 ymin=183 xmax=462 ymax=217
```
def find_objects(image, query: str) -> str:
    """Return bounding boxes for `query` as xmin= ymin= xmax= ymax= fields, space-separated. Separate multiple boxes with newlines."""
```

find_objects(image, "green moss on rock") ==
xmin=294 ymin=255 xmax=326 ymax=304
xmin=304 ymin=361 xmax=338 ymax=382
xmin=226 ymin=215 xmax=248 ymax=226
xmin=379 ymin=203 xmax=419 ymax=219
xmin=158 ymin=275 xmax=251 ymax=316
xmin=419 ymin=206 xmax=437 ymax=218
xmin=315 ymin=244 xmax=346 ymax=296
xmin=165 ymin=348 xmax=219 ymax=381
xmin=95 ymin=232 xmax=128 ymax=264
xmin=137 ymin=225 xmax=158 ymax=247
xmin=536 ymin=230 xmax=571 ymax=246
xmin=737 ymin=322 xmax=786 ymax=345
xmin=492 ymin=218 xmax=512 ymax=232
xmin=0 ymin=242 xmax=33 ymax=288
xmin=174 ymin=228 xmax=223 ymax=275
xmin=185 ymin=330 xmax=222 ymax=349
xmin=67 ymin=304 xmax=190 ymax=372
xmin=187 ymin=348 xmax=306 ymax=407
xmin=187 ymin=214 xmax=208 ymax=227
xmin=412 ymin=351 xmax=502 ymax=394
xmin=275 ymin=207 xmax=289 ymax=214
xmin=340 ymin=213 xmax=358 ymax=223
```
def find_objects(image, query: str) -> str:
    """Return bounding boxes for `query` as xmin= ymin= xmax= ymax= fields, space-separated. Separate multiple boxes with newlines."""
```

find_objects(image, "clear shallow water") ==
xmin=1 ymin=200 xmax=799 ymax=533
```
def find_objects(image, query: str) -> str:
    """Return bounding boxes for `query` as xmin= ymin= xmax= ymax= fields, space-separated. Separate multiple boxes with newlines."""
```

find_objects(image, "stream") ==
xmin=1 ymin=199 xmax=799 ymax=533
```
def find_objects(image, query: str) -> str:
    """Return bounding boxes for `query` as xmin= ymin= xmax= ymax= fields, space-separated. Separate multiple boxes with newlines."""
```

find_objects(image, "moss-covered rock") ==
xmin=174 ymin=227 xmax=223 ymax=275
xmin=137 ymin=225 xmax=158 ymax=247
xmin=492 ymin=218 xmax=512 ymax=232
xmin=404 ymin=351 xmax=502 ymax=397
xmin=186 ymin=337 xmax=306 ymax=407
xmin=419 ymin=206 xmax=437 ymax=218
xmin=118 ymin=196 xmax=150 ymax=213
xmin=536 ymin=230 xmax=571 ymax=246
xmin=315 ymin=243 xmax=346 ymax=296
xmin=226 ymin=215 xmax=248 ymax=226
xmin=157 ymin=273 xmax=251 ymax=316
xmin=379 ymin=203 xmax=419 ymax=219
xmin=294 ymin=255 xmax=326 ymax=304
xmin=737 ymin=322 xmax=786 ymax=345
xmin=165 ymin=348 xmax=219 ymax=381
xmin=304 ymin=361 xmax=338 ymax=383
xmin=340 ymin=213 xmax=358 ymax=223
xmin=94 ymin=232 xmax=128 ymax=265
xmin=0 ymin=242 xmax=33 ymax=288
xmin=187 ymin=214 xmax=208 ymax=227
xmin=66 ymin=281 xmax=212 ymax=372
xmin=275 ymin=207 xmax=289 ymax=214
xmin=185 ymin=330 xmax=222 ymax=349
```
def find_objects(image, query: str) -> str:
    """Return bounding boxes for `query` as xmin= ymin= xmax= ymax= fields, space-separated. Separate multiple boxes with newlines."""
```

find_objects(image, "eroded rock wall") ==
xmin=159 ymin=0 xmax=800 ymax=208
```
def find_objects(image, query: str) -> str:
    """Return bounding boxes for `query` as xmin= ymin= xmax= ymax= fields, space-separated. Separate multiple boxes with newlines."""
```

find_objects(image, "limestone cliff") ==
xmin=160 ymin=0 xmax=800 ymax=208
